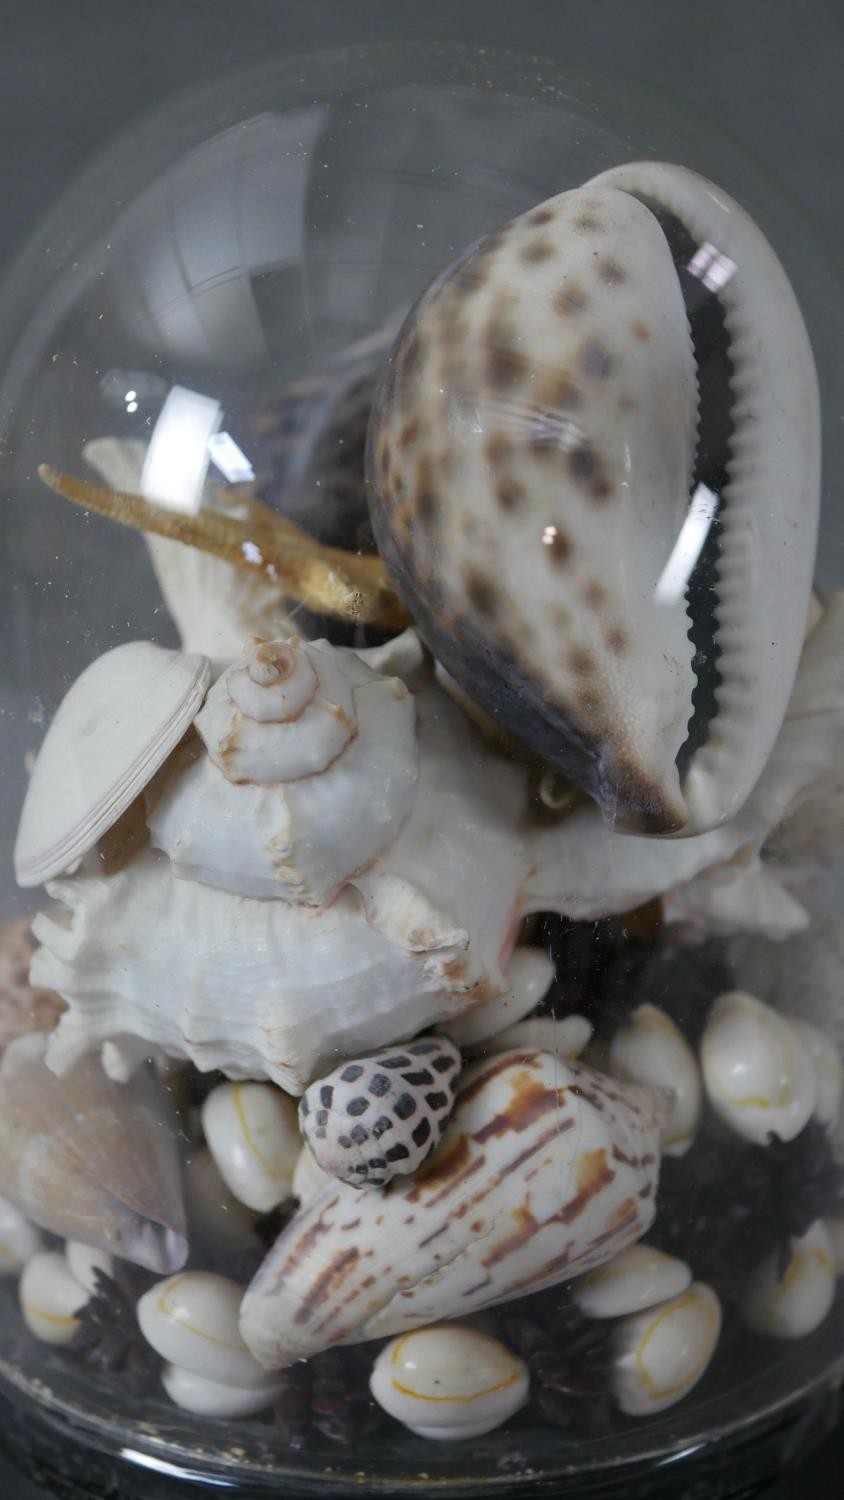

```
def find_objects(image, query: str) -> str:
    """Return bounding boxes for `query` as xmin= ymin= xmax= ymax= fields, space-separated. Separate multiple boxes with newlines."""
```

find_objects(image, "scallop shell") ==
xmin=0 ymin=1032 xmax=187 ymax=1272
xmin=148 ymin=637 xmax=419 ymax=905
xmin=239 ymin=1050 xmax=666 ymax=1368
xmin=31 ymin=850 xmax=489 ymax=1093
xmin=14 ymin=642 xmax=210 ymax=888
xmin=368 ymin=162 xmax=818 ymax=836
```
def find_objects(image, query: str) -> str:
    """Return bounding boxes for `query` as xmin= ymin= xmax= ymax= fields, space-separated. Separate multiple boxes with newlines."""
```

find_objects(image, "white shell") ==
xmin=65 ymin=1241 xmax=113 ymax=1294
xmin=182 ymin=1148 xmax=262 ymax=1261
xmin=137 ymin=1272 xmax=273 ymax=1390
xmin=573 ymin=1242 xmax=692 ymax=1319
xmin=443 ymin=949 xmax=555 ymax=1050
xmin=824 ymin=1214 xmax=844 ymax=1275
xmin=610 ymin=1282 xmax=721 ymax=1416
xmin=201 ymin=1082 xmax=301 ymax=1213
xmin=608 ymin=1004 xmax=702 ymax=1156
xmin=785 ymin=1018 xmax=843 ymax=1130
xmin=369 ymin=1326 xmax=529 ymax=1440
xmin=149 ymin=637 xmax=418 ymax=906
xmin=491 ymin=1015 xmax=592 ymax=1061
xmin=19 ymin=1250 xmax=89 ymax=1345
xmin=292 ymin=1145 xmax=338 ymax=1204
xmin=700 ymin=991 xmax=816 ymax=1144
xmin=0 ymin=1031 xmax=187 ymax=1273
xmin=0 ymin=1193 xmax=42 ymax=1274
xmin=743 ymin=1220 xmax=836 ymax=1339
xmin=33 ymin=850 xmax=485 ymax=1094
xmin=14 ymin=641 xmax=210 ymax=888
xmin=162 ymin=1362 xmax=285 ymax=1419
xmin=240 ymin=1052 xmax=665 ymax=1369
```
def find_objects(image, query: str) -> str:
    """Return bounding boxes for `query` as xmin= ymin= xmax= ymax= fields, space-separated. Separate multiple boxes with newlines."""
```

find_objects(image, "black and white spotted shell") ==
xmin=298 ymin=1036 xmax=462 ymax=1187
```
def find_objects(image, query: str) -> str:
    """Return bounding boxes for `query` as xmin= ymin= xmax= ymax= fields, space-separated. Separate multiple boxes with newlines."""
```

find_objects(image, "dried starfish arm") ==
xmin=37 ymin=465 xmax=406 ymax=630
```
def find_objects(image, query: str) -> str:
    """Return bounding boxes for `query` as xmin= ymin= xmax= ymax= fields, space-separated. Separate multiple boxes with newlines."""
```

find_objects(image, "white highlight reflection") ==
xmin=654 ymin=483 xmax=718 ymax=604
xmin=687 ymin=240 xmax=737 ymax=292
xmin=208 ymin=430 xmax=256 ymax=484
xmin=141 ymin=384 xmax=222 ymax=514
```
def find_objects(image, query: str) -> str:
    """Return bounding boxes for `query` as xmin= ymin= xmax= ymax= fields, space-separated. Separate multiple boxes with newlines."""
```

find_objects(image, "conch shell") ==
xmin=0 ymin=1032 xmax=187 ymax=1272
xmin=148 ymin=637 xmax=418 ymax=905
xmin=368 ymin=162 xmax=819 ymax=836
xmin=239 ymin=1049 xmax=665 ymax=1368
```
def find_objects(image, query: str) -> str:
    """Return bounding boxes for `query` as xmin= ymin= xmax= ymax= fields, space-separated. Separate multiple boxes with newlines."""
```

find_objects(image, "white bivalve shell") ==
xmin=700 ymin=991 xmax=816 ymax=1144
xmin=239 ymin=1050 xmax=666 ymax=1369
xmin=743 ymin=1220 xmax=836 ymax=1339
xmin=201 ymin=1082 xmax=301 ymax=1213
xmin=14 ymin=642 xmax=210 ymax=888
xmin=370 ymin=1326 xmax=529 ymax=1440
xmin=608 ymin=1004 xmax=702 ymax=1157
xmin=573 ymin=1242 xmax=692 ymax=1319
xmin=610 ymin=1282 xmax=722 ymax=1416
xmin=0 ymin=1032 xmax=188 ymax=1273
xmin=148 ymin=637 xmax=419 ymax=906
xmin=137 ymin=1272 xmax=281 ymax=1395
xmin=0 ymin=1193 xmax=42 ymax=1274
xmin=299 ymin=1036 xmax=461 ymax=1188
xmin=19 ymin=1250 xmax=89 ymax=1345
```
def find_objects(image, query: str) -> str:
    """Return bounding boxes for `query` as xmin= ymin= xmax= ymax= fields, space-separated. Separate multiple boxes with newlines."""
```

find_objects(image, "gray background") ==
xmin=0 ymin=0 xmax=841 ymax=1495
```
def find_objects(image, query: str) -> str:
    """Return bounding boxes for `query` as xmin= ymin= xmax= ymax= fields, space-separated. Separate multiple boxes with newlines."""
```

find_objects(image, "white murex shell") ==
xmin=14 ymin=641 xmax=210 ymax=888
xmin=370 ymin=1326 xmax=529 ymax=1440
xmin=148 ymin=636 xmax=419 ymax=905
xmin=369 ymin=161 xmax=819 ymax=837
xmin=239 ymin=1049 xmax=666 ymax=1369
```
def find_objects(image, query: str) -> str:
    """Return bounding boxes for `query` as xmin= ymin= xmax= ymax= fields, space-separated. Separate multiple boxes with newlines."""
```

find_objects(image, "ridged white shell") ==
xmin=148 ymin=638 xmax=419 ymax=905
xmin=0 ymin=1032 xmax=187 ymax=1272
xmin=239 ymin=1050 xmax=665 ymax=1369
xmin=14 ymin=642 xmax=210 ymax=888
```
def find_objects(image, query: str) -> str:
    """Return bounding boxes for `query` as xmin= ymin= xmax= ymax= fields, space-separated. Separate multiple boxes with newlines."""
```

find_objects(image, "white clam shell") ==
xmin=0 ymin=1031 xmax=187 ymax=1273
xmin=65 ymin=1241 xmax=113 ymax=1294
xmin=743 ymin=1220 xmax=836 ymax=1340
xmin=573 ymin=1242 xmax=692 ymax=1319
xmin=201 ymin=1082 xmax=301 ymax=1213
xmin=785 ymin=1018 xmax=843 ymax=1130
xmin=491 ymin=1015 xmax=592 ymax=1061
xmin=14 ymin=642 xmax=210 ymax=888
xmin=370 ymin=1326 xmax=529 ymax=1440
xmin=608 ymin=1004 xmax=702 ymax=1156
xmin=137 ymin=1272 xmax=272 ymax=1390
xmin=0 ymin=1193 xmax=42 ymax=1274
xmin=443 ymin=948 xmax=555 ymax=1050
xmin=149 ymin=639 xmax=419 ymax=906
xmin=19 ymin=1250 xmax=89 ymax=1345
xmin=610 ymin=1281 xmax=721 ymax=1416
xmin=33 ymin=850 xmax=485 ymax=1093
xmin=700 ymin=991 xmax=815 ymax=1144
xmin=239 ymin=1051 xmax=665 ymax=1369
xmin=162 ymin=1362 xmax=285 ymax=1419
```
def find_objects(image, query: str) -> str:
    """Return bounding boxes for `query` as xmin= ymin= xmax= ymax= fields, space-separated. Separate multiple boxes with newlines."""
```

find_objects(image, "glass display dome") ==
xmin=0 ymin=40 xmax=842 ymax=1499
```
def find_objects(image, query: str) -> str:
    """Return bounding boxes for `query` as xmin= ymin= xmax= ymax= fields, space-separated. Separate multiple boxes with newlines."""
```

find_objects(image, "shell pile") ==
xmin=5 ymin=156 xmax=843 ymax=1451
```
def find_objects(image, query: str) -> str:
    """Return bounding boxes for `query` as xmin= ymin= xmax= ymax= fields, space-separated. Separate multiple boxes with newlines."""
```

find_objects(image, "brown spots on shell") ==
xmin=528 ymin=206 xmax=555 ymax=227
xmin=597 ymin=257 xmax=626 ymax=286
xmin=520 ymin=237 xmax=555 ymax=265
xmin=399 ymin=416 xmax=421 ymax=450
xmin=458 ymin=1050 xmax=542 ymax=1107
xmin=487 ymin=342 xmax=527 ymax=390
xmin=496 ymin=477 xmax=525 ymax=513
xmin=416 ymin=489 xmax=440 ymax=532
xmin=293 ymin=1246 xmax=359 ymax=1325
xmin=631 ymin=319 xmax=650 ymax=341
xmin=574 ymin=212 xmax=603 ymax=233
xmin=605 ymin=624 xmax=629 ymax=655
xmin=539 ymin=373 xmax=582 ymax=412
xmin=485 ymin=431 xmax=513 ymax=468
xmin=543 ymin=528 xmax=572 ymax=568
xmin=464 ymin=569 xmax=500 ymax=619
xmin=568 ymin=441 xmax=613 ymax=502
xmin=557 ymin=1148 xmax=615 ymax=1224
xmin=582 ymin=579 xmax=608 ymax=611
xmin=473 ymin=1074 xmax=563 ymax=1144
xmin=569 ymin=646 xmax=597 ymax=677
xmin=554 ymin=284 xmax=588 ymax=316
xmin=579 ymin=338 xmax=613 ymax=380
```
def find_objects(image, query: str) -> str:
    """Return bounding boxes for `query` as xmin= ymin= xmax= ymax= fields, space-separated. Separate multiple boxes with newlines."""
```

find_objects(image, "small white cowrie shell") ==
xmin=0 ymin=1194 xmax=42 ymax=1275
xmin=65 ymin=1242 xmax=114 ymax=1294
xmin=162 ymin=1362 xmax=285 ymax=1418
xmin=137 ymin=1272 xmax=271 ymax=1389
xmin=444 ymin=948 xmax=554 ymax=1049
xmin=611 ymin=1282 xmax=721 ymax=1416
xmin=743 ymin=1220 xmax=836 ymax=1339
xmin=609 ymin=1003 xmax=702 ymax=1156
xmin=492 ymin=1014 xmax=592 ymax=1060
xmin=19 ymin=1250 xmax=89 ymax=1345
xmin=201 ymin=1082 xmax=301 ymax=1213
xmin=292 ymin=1144 xmax=338 ymax=1204
xmin=701 ymin=991 xmax=815 ymax=1144
xmin=370 ymin=1325 xmax=529 ymax=1440
xmin=785 ymin=1018 xmax=842 ymax=1130
xmin=574 ymin=1242 xmax=692 ymax=1319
